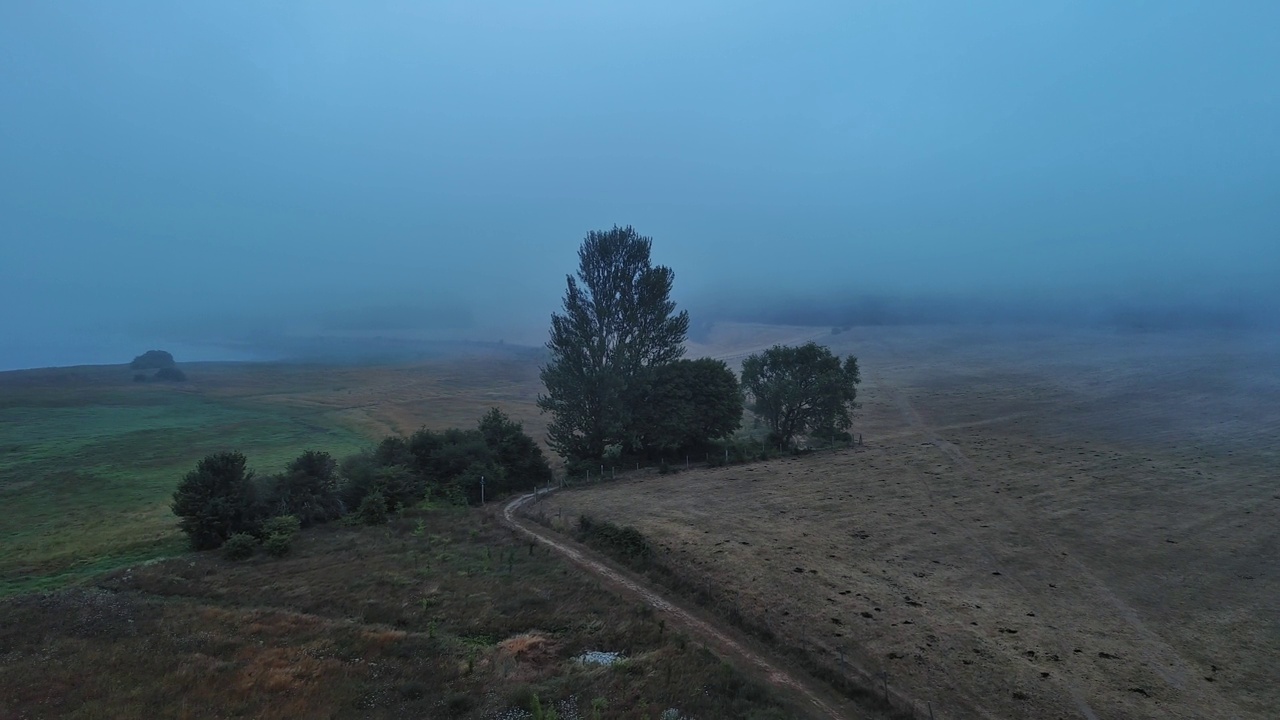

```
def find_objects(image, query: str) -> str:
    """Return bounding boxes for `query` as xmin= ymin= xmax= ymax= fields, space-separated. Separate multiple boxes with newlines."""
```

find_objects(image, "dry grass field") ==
xmin=0 ymin=506 xmax=805 ymax=719
xmin=536 ymin=324 xmax=1280 ymax=719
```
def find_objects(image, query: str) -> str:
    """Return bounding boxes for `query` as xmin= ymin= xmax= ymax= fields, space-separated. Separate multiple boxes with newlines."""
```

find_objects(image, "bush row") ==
xmin=171 ymin=407 xmax=552 ymax=551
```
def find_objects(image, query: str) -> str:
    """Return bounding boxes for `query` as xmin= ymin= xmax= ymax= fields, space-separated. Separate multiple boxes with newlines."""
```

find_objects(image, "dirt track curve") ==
xmin=501 ymin=491 xmax=860 ymax=720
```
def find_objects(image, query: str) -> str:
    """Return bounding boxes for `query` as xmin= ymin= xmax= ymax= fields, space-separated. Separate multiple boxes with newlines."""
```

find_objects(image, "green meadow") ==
xmin=0 ymin=351 xmax=549 ymax=597
xmin=0 ymin=365 xmax=372 ymax=596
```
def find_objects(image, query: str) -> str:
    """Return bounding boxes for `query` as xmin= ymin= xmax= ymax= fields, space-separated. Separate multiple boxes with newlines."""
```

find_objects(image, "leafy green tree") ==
xmin=478 ymin=408 xmax=554 ymax=490
xmin=631 ymin=359 xmax=743 ymax=457
xmin=408 ymin=427 xmax=491 ymax=488
xmin=264 ymin=450 xmax=344 ymax=527
xmin=740 ymin=342 xmax=861 ymax=448
xmin=172 ymin=451 xmax=259 ymax=550
xmin=452 ymin=459 xmax=506 ymax=505
xmin=130 ymin=350 xmax=175 ymax=369
xmin=538 ymin=226 xmax=689 ymax=460
xmin=372 ymin=435 xmax=413 ymax=467
xmin=339 ymin=451 xmax=422 ymax=513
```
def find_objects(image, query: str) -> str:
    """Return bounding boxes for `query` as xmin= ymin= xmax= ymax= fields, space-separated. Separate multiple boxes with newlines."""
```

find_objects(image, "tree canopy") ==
xmin=263 ymin=450 xmax=344 ymax=527
xmin=130 ymin=350 xmax=175 ymax=369
xmin=538 ymin=226 xmax=690 ymax=460
xmin=171 ymin=451 xmax=259 ymax=550
xmin=740 ymin=342 xmax=861 ymax=448
xmin=630 ymin=358 xmax=743 ymax=458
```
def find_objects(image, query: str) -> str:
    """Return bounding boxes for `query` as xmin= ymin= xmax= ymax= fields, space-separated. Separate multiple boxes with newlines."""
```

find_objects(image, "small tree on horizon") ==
xmin=740 ymin=342 xmax=861 ymax=448
xmin=537 ymin=226 xmax=689 ymax=460
xmin=130 ymin=350 xmax=175 ymax=370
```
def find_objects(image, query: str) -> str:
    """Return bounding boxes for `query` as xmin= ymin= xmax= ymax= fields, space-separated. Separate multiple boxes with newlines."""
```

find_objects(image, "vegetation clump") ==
xmin=576 ymin=515 xmax=652 ymax=565
xmin=263 ymin=450 xmax=344 ymax=526
xmin=221 ymin=532 xmax=257 ymax=560
xmin=260 ymin=515 xmax=300 ymax=556
xmin=171 ymin=408 xmax=551 ymax=550
xmin=171 ymin=451 xmax=259 ymax=551
xmin=538 ymin=226 xmax=743 ymax=463
xmin=741 ymin=341 xmax=861 ymax=448
xmin=630 ymin=358 xmax=743 ymax=460
xmin=129 ymin=350 xmax=175 ymax=369
xmin=129 ymin=350 xmax=187 ymax=382
xmin=356 ymin=491 xmax=389 ymax=525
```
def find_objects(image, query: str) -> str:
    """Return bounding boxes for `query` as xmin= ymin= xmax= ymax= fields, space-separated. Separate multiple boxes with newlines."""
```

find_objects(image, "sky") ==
xmin=1 ymin=2 xmax=1277 ymax=368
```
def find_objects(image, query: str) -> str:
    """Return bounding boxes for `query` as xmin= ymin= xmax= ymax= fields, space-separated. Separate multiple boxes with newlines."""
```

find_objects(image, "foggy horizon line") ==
xmin=4 ymin=289 xmax=1276 ymax=373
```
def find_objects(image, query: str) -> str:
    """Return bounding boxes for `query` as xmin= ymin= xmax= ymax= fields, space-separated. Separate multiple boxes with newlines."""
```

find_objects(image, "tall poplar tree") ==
xmin=538 ymin=226 xmax=689 ymax=460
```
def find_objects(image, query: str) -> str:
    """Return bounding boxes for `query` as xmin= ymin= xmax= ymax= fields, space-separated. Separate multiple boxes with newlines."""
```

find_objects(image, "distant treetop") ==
xmin=130 ymin=350 xmax=175 ymax=369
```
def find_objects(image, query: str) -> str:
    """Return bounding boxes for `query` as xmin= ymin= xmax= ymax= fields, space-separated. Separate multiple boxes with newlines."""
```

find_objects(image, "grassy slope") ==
xmin=0 ymin=323 xmax=821 ymax=597
xmin=0 ymin=507 xmax=802 ymax=720
xmin=0 ymin=349 xmax=549 ymax=596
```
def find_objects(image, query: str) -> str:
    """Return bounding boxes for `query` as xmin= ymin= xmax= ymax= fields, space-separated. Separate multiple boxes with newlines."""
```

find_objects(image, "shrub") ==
xmin=576 ymin=515 xmax=652 ymax=565
xmin=262 ymin=533 xmax=292 ymax=557
xmin=258 ymin=514 xmax=301 ymax=557
xmin=477 ymin=407 xmax=554 ymax=492
xmin=172 ymin=451 xmax=259 ymax=550
xmin=264 ymin=451 xmax=344 ymax=527
xmin=339 ymin=451 xmax=423 ymax=512
xmin=358 ymin=491 xmax=389 ymax=525
xmin=223 ymin=533 xmax=258 ymax=560
xmin=262 ymin=514 xmax=301 ymax=539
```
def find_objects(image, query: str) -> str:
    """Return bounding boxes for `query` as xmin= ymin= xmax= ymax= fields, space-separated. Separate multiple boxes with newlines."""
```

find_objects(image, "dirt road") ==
xmin=501 ymin=490 xmax=865 ymax=720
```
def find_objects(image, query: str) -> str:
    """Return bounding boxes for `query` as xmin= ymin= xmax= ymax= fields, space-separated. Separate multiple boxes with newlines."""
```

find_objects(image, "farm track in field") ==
xmin=502 ymin=491 xmax=874 ymax=720
xmin=535 ymin=325 xmax=1280 ymax=719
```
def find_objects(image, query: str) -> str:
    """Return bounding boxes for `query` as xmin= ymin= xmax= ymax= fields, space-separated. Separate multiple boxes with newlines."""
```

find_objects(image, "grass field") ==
xmin=536 ymin=325 xmax=1280 ymax=719
xmin=0 ymin=507 xmax=803 ymax=719
xmin=0 ymin=346 xmax=550 ymax=596
xmin=6 ymin=322 xmax=1274 ymax=717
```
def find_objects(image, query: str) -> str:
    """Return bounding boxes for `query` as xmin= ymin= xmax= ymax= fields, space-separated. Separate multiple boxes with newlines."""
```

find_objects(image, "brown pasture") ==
xmin=539 ymin=324 xmax=1280 ymax=719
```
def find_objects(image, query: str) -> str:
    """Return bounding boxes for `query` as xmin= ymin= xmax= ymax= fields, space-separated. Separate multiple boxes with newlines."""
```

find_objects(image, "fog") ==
xmin=2 ymin=2 xmax=1277 ymax=369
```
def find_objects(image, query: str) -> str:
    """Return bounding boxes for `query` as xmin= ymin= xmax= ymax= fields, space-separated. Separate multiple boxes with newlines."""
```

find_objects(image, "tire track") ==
xmin=883 ymin=385 xmax=1102 ymax=720
xmin=502 ymin=491 xmax=863 ymax=720
xmin=867 ymin=342 xmax=1233 ymax=717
